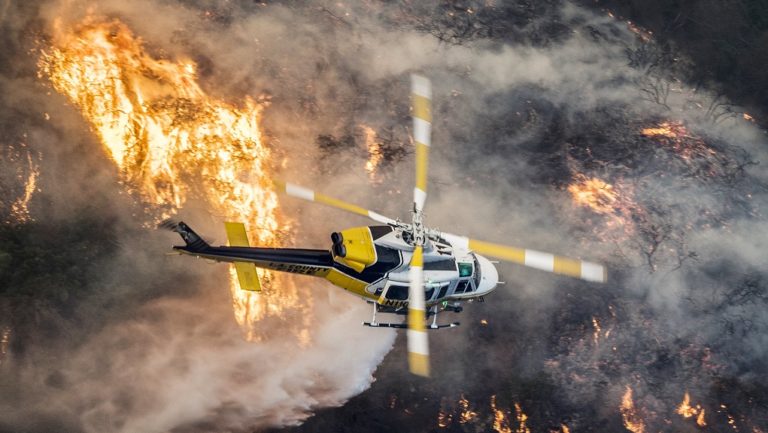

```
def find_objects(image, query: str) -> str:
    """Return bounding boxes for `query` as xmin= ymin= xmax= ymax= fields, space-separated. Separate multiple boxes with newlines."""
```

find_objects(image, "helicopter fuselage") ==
xmin=172 ymin=222 xmax=499 ymax=307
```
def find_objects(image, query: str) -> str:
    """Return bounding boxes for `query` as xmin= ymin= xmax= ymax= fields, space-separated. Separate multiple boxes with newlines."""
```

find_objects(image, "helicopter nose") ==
xmin=475 ymin=254 xmax=499 ymax=294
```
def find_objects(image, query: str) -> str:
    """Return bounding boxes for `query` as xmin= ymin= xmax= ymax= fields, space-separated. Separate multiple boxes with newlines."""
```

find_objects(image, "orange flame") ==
xmin=641 ymin=122 xmax=678 ymax=138
xmin=592 ymin=316 xmax=602 ymax=345
xmin=513 ymin=402 xmax=532 ymax=433
xmin=626 ymin=21 xmax=653 ymax=42
xmin=677 ymin=392 xmax=696 ymax=418
xmin=490 ymin=395 xmax=512 ymax=433
xmin=676 ymin=391 xmax=707 ymax=426
xmin=642 ymin=121 xmax=715 ymax=161
xmin=361 ymin=125 xmax=383 ymax=181
xmin=567 ymin=176 xmax=618 ymax=215
xmin=567 ymin=174 xmax=641 ymax=242
xmin=38 ymin=18 xmax=309 ymax=340
xmin=437 ymin=412 xmax=451 ymax=428
xmin=697 ymin=409 xmax=707 ymax=427
xmin=458 ymin=394 xmax=478 ymax=424
xmin=620 ymin=386 xmax=646 ymax=433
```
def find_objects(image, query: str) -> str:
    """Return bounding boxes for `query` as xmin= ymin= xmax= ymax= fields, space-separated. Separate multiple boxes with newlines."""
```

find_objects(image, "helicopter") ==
xmin=164 ymin=75 xmax=607 ymax=377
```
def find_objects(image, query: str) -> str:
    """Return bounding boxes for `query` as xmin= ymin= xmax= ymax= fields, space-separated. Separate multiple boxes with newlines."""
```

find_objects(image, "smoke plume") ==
xmin=1 ymin=1 xmax=767 ymax=432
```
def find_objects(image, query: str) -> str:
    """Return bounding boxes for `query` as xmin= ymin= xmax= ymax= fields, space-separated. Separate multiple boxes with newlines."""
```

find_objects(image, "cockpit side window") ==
xmin=436 ymin=283 xmax=449 ymax=300
xmin=454 ymin=280 xmax=470 ymax=294
xmin=385 ymin=284 xmax=409 ymax=300
xmin=425 ymin=286 xmax=436 ymax=301
xmin=458 ymin=262 xmax=473 ymax=277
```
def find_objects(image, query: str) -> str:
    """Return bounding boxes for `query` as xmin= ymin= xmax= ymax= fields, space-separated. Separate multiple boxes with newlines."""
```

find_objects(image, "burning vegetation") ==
xmin=620 ymin=387 xmax=646 ymax=433
xmin=38 ymin=18 xmax=306 ymax=340
xmin=0 ymin=1 xmax=766 ymax=432
xmin=567 ymin=176 xmax=617 ymax=215
xmin=677 ymin=391 xmax=707 ymax=427
xmin=1 ymin=143 xmax=39 ymax=225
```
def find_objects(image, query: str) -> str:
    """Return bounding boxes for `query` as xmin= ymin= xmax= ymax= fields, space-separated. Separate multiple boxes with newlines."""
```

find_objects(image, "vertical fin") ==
xmin=224 ymin=222 xmax=262 ymax=292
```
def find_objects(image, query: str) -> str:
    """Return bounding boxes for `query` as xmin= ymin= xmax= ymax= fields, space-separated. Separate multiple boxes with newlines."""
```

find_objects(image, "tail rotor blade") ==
xmin=273 ymin=180 xmax=397 ymax=225
xmin=407 ymin=245 xmax=430 ymax=377
xmin=411 ymin=74 xmax=431 ymax=213
xmin=442 ymin=233 xmax=607 ymax=283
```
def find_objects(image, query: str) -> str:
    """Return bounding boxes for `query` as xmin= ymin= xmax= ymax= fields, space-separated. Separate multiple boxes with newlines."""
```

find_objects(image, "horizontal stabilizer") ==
xmin=225 ymin=222 xmax=262 ymax=292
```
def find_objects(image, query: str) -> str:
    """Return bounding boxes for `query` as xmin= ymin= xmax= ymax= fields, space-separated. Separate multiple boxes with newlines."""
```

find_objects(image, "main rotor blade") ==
xmin=442 ymin=233 xmax=607 ymax=283
xmin=411 ymin=74 xmax=431 ymax=213
xmin=272 ymin=180 xmax=397 ymax=225
xmin=407 ymin=245 xmax=430 ymax=377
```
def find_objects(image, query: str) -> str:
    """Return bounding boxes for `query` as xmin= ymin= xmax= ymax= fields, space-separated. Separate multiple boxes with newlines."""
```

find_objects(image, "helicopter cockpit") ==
xmin=379 ymin=254 xmax=480 ymax=304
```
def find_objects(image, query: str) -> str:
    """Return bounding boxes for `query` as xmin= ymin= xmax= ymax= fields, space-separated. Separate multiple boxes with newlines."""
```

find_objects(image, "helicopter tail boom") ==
xmin=165 ymin=220 xmax=334 ymax=278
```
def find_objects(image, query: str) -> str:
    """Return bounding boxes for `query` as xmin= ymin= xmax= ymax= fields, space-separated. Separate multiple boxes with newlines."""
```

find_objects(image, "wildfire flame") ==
xmin=437 ymin=410 xmax=451 ymax=428
xmin=361 ymin=125 xmax=383 ymax=181
xmin=490 ymin=395 xmax=512 ymax=433
xmin=38 ymin=18 xmax=308 ymax=340
xmin=567 ymin=175 xmax=618 ymax=215
xmin=513 ymin=402 xmax=531 ymax=433
xmin=592 ymin=316 xmax=602 ymax=345
xmin=620 ymin=386 xmax=646 ymax=433
xmin=8 ymin=153 xmax=39 ymax=224
xmin=458 ymin=394 xmax=478 ymax=424
xmin=641 ymin=121 xmax=715 ymax=161
xmin=567 ymin=174 xmax=641 ymax=242
xmin=676 ymin=391 xmax=707 ymax=427
xmin=626 ymin=21 xmax=653 ymax=42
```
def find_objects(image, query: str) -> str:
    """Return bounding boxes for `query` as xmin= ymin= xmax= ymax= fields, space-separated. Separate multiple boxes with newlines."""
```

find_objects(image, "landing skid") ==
xmin=363 ymin=301 xmax=461 ymax=330
xmin=362 ymin=321 xmax=459 ymax=329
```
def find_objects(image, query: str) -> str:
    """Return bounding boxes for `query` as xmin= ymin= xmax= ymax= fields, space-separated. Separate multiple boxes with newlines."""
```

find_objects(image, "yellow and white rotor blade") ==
xmin=411 ymin=74 xmax=431 ymax=213
xmin=272 ymin=180 xmax=397 ymax=225
xmin=407 ymin=245 xmax=430 ymax=377
xmin=442 ymin=233 xmax=607 ymax=283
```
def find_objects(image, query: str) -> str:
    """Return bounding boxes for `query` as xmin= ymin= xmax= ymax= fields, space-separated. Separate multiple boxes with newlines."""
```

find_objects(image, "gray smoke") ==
xmin=1 ymin=0 xmax=767 ymax=432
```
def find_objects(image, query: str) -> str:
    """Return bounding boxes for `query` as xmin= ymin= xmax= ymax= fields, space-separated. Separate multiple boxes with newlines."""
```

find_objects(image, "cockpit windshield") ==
xmin=472 ymin=254 xmax=482 ymax=288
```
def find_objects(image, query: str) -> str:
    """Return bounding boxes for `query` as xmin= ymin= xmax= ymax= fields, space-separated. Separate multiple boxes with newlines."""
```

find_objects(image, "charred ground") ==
xmin=1 ymin=1 xmax=767 ymax=433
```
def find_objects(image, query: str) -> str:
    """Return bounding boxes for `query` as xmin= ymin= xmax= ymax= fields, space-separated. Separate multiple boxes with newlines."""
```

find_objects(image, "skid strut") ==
xmin=363 ymin=302 xmax=459 ymax=329
xmin=363 ymin=322 xmax=459 ymax=329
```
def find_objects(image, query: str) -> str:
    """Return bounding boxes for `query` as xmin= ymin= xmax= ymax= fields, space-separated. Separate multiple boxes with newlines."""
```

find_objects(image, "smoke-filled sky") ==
xmin=1 ymin=1 xmax=768 ymax=432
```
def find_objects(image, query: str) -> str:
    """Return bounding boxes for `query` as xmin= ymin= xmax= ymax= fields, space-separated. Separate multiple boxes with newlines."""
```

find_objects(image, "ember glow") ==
xmin=437 ymin=401 xmax=452 ymax=428
xmin=0 ymin=326 xmax=10 ymax=366
xmin=458 ymin=394 xmax=478 ymax=424
xmin=567 ymin=175 xmax=617 ymax=215
xmin=620 ymin=386 xmax=646 ymax=433
xmin=626 ymin=21 xmax=652 ymax=42
xmin=567 ymin=174 xmax=642 ymax=241
xmin=641 ymin=120 xmax=716 ymax=161
xmin=676 ymin=391 xmax=707 ymax=427
xmin=490 ymin=395 xmax=512 ymax=433
xmin=38 ymin=18 xmax=305 ymax=339
xmin=361 ymin=125 xmax=383 ymax=181
xmin=591 ymin=316 xmax=601 ymax=345
xmin=8 ymin=153 xmax=38 ymax=224
xmin=513 ymin=402 xmax=531 ymax=433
